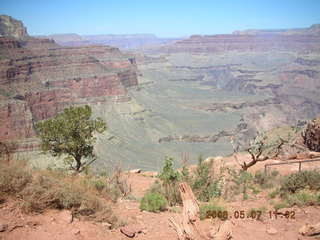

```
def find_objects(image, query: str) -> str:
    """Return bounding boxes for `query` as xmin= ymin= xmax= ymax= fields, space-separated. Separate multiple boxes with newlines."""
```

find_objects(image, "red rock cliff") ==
xmin=0 ymin=35 xmax=138 ymax=149
xmin=161 ymin=25 xmax=320 ymax=53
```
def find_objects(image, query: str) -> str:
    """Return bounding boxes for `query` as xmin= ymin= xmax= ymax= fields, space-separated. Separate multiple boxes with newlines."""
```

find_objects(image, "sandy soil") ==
xmin=1 ymin=156 xmax=320 ymax=240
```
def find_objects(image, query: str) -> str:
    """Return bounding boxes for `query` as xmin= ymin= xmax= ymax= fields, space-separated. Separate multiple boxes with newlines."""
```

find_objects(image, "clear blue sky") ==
xmin=1 ymin=0 xmax=320 ymax=37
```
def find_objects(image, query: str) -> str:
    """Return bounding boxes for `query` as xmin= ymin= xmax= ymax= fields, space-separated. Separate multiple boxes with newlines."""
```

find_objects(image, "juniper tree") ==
xmin=35 ymin=105 xmax=106 ymax=172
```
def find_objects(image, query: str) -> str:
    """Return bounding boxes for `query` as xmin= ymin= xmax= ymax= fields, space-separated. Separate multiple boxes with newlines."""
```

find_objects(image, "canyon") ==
xmin=37 ymin=33 xmax=181 ymax=50
xmin=1 ymin=15 xmax=320 ymax=170
xmin=0 ymin=15 xmax=138 ymax=153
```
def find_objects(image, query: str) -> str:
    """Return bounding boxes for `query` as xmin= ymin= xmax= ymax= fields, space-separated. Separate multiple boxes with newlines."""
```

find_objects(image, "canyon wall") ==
xmin=0 ymin=17 xmax=138 ymax=150
xmin=159 ymin=24 xmax=320 ymax=53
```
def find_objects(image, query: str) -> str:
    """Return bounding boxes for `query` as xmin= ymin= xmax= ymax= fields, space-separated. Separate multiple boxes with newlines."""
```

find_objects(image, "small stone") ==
xmin=59 ymin=210 xmax=73 ymax=224
xmin=72 ymin=229 xmax=80 ymax=235
xmin=266 ymin=227 xmax=278 ymax=235
xmin=0 ymin=223 xmax=8 ymax=232
xmin=102 ymin=222 xmax=112 ymax=229
xmin=120 ymin=226 xmax=136 ymax=238
xmin=26 ymin=221 xmax=40 ymax=228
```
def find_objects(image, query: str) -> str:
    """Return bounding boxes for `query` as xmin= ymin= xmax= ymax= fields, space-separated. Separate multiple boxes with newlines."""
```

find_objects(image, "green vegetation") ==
xmin=152 ymin=156 xmax=224 ymax=204
xmin=158 ymin=156 xmax=182 ymax=206
xmin=285 ymin=189 xmax=319 ymax=207
xmin=199 ymin=200 xmax=226 ymax=220
xmin=273 ymin=201 xmax=289 ymax=210
xmin=269 ymin=170 xmax=320 ymax=209
xmin=139 ymin=193 xmax=167 ymax=212
xmin=35 ymin=105 xmax=106 ymax=172
xmin=280 ymin=170 xmax=320 ymax=194
xmin=268 ymin=189 xmax=280 ymax=199
xmin=227 ymin=169 xmax=254 ymax=200
xmin=192 ymin=156 xmax=223 ymax=201
xmin=225 ymin=167 xmax=280 ymax=201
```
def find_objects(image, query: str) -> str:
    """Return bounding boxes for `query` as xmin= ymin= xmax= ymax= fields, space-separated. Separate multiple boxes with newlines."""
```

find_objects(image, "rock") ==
xmin=0 ymin=15 xmax=28 ymax=39
xmin=303 ymin=117 xmax=320 ymax=152
xmin=208 ymin=228 xmax=218 ymax=238
xmin=129 ymin=169 xmax=141 ymax=174
xmin=120 ymin=227 xmax=136 ymax=238
xmin=120 ymin=225 xmax=144 ymax=238
xmin=0 ymin=223 xmax=8 ymax=232
xmin=26 ymin=221 xmax=40 ymax=228
xmin=161 ymin=26 xmax=320 ymax=54
xmin=102 ymin=222 xmax=112 ymax=229
xmin=0 ymin=16 xmax=138 ymax=151
xmin=266 ymin=227 xmax=278 ymax=235
xmin=299 ymin=222 xmax=320 ymax=236
xmin=72 ymin=229 xmax=80 ymax=235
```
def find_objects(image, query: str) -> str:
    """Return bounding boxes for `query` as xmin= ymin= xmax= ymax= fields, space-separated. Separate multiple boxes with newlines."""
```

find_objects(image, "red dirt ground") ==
xmin=1 ymin=155 xmax=320 ymax=240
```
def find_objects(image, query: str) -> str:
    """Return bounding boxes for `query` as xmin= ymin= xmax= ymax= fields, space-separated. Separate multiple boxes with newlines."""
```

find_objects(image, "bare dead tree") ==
xmin=169 ymin=182 xmax=208 ymax=240
xmin=230 ymin=134 xmax=286 ymax=171
xmin=243 ymin=136 xmax=285 ymax=171
xmin=108 ymin=162 xmax=132 ymax=199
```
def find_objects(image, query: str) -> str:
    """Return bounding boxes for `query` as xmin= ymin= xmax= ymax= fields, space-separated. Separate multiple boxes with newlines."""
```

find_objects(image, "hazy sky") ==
xmin=1 ymin=0 xmax=320 ymax=37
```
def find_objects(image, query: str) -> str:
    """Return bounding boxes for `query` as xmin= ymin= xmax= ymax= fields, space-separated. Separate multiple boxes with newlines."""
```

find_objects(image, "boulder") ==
xmin=0 ymin=223 xmax=8 ymax=232
xmin=299 ymin=222 xmax=320 ymax=236
xmin=303 ymin=117 xmax=320 ymax=152
xmin=129 ymin=169 xmax=141 ymax=174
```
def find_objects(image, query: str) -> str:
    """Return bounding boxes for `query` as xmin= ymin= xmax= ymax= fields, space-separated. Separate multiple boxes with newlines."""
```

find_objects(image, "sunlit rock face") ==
xmin=159 ymin=24 xmax=320 ymax=53
xmin=0 ymin=16 xmax=138 ymax=150
xmin=0 ymin=15 xmax=28 ymax=39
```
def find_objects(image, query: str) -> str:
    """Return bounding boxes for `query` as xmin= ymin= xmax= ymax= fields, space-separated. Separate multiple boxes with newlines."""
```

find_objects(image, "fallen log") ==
xmin=169 ymin=182 xmax=208 ymax=240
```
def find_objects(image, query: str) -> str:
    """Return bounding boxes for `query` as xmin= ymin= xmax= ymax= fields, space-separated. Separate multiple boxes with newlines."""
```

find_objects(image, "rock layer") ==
xmin=0 ymin=18 xmax=138 ymax=149
xmin=160 ymin=24 xmax=320 ymax=53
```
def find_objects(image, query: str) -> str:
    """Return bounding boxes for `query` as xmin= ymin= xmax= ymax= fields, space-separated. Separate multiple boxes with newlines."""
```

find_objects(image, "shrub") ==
xmin=0 ymin=160 xmax=121 ymax=227
xmin=286 ymin=189 xmax=318 ymax=207
xmin=21 ymin=174 xmax=86 ymax=212
xmin=88 ymin=166 xmax=131 ymax=202
xmin=228 ymin=169 xmax=254 ymax=200
xmin=140 ymin=193 xmax=167 ymax=212
xmin=159 ymin=157 xmax=181 ymax=206
xmin=271 ymin=170 xmax=279 ymax=177
xmin=192 ymin=156 xmax=223 ymax=202
xmin=253 ymin=170 xmax=277 ymax=189
xmin=199 ymin=200 xmax=226 ymax=220
xmin=0 ymin=160 xmax=32 ymax=194
xmin=268 ymin=189 xmax=279 ymax=199
xmin=273 ymin=201 xmax=289 ymax=210
xmin=280 ymin=170 xmax=320 ymax=194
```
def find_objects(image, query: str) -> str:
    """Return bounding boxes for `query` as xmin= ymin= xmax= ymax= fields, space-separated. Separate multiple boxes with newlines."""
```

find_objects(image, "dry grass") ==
xmin=0 ymin=159 xmax=122 ymax=228
xmin=0 ymin=160 xmax=32 ymax=194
